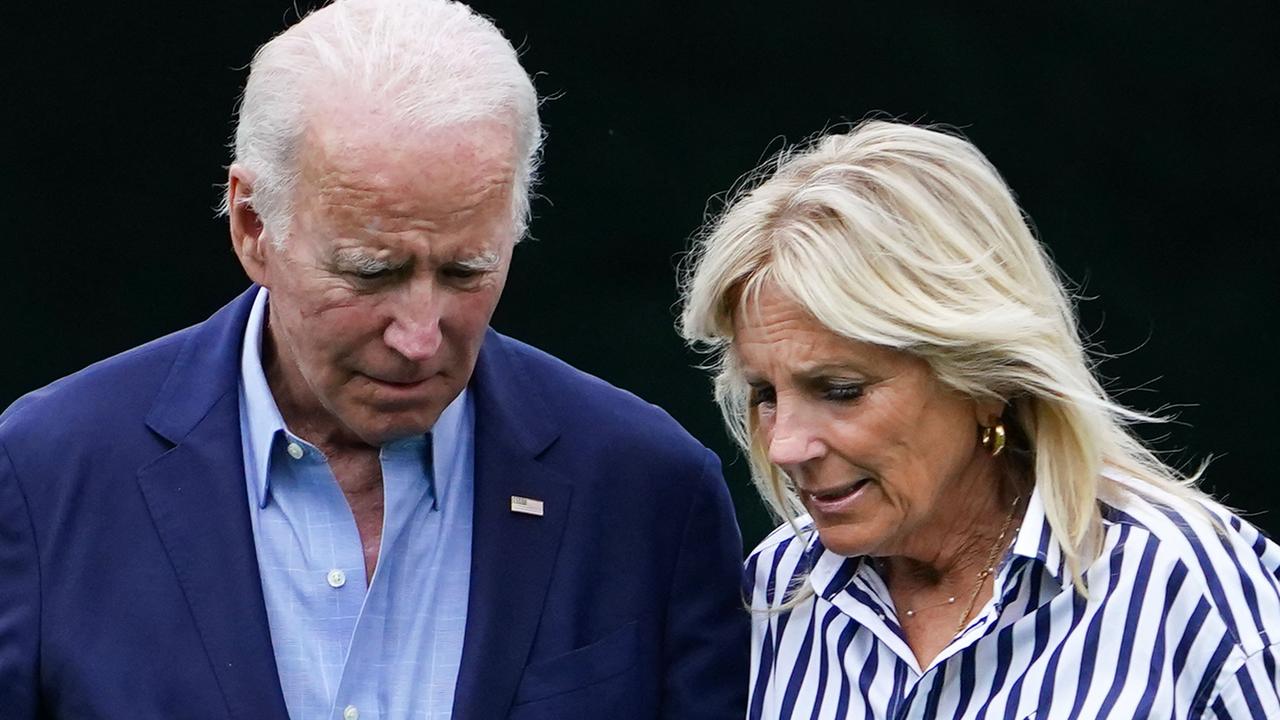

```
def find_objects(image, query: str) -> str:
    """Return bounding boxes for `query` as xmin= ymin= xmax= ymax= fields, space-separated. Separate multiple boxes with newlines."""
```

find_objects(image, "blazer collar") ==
xmin=452 ymin=329 xmax=573 ymax=719
xmin=136 ymin=285 xmax=291 ymax=719
xmin=468 ymin=328 xmax=561 ymax=456
xmin=145 ymin=286 xmax=260 ymax=444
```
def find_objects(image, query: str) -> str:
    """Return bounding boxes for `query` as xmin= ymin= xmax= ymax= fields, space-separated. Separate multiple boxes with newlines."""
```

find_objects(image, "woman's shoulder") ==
xmin=1099 ymin=472 xmax=1279 ymax=579
xmin=1098 ymin=473 xmax=1280 ymax=654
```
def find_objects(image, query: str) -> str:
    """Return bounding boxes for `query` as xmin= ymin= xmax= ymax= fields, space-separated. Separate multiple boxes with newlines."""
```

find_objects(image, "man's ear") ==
xmin=227 ymin=165 xmax=271 ymax=287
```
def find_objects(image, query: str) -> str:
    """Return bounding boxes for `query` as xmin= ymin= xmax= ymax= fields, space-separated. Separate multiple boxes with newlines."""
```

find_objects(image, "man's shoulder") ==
xmin=0 ymin=326 xmax=192 ymax=448
xmin=492 ymin=332 xmax=673 ymax=412
xmin=1 ymin=288 xmax=254 ymax=452
xmin=487 ymin=331 xmax=713 ymax=468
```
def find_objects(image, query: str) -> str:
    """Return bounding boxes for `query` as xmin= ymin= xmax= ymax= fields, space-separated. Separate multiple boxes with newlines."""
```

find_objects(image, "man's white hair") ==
xmin=221 ymin=0 xmax=542 ymax=244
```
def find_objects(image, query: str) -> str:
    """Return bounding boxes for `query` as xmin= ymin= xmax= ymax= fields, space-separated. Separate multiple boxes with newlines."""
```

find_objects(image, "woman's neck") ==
xmin=879 ymin=455 xmax=1023 ymax=588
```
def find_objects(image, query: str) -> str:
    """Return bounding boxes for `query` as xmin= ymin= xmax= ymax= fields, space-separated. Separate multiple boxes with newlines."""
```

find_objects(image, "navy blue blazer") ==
xmin=0 ymin=287 xmax=749 ymax=719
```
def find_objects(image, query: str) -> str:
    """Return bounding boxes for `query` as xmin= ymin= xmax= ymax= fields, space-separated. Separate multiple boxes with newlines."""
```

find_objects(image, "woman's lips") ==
xmin=804 ymin=477 xmax=873 ymax=514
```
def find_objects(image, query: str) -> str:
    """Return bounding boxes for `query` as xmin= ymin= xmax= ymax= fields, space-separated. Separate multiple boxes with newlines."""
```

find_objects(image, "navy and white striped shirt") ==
xmin=746 ymin=477 xmax=1280 ymax=718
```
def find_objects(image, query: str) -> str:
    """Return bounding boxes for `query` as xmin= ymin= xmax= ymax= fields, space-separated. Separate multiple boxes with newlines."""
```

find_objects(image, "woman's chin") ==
xmin=810 ymin=517 xmax=890 ymax=558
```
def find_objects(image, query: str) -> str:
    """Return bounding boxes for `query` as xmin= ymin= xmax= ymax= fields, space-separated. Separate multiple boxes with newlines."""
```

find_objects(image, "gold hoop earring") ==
xmin=980 ymin=421 xmax=1006 ymax=457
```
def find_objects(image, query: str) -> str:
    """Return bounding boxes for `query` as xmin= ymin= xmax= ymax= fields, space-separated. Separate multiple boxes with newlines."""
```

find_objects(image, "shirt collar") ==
xmin=238 ymin=287 xmax=469 ymax=510
xmin=240 ymin=288 xmax=287 ymax=510
xmin=810 ymin=542 xmax=862 ymax=602
xmin=798 ymin=519 xmax=862 ymax=602
xmin=1008 ymin=486 xmax=1069 ymax=585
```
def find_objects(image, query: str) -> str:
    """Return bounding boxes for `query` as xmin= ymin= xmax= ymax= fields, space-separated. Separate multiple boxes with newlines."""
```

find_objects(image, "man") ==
xmin=0 ymin=1 xmax=748 ymax=717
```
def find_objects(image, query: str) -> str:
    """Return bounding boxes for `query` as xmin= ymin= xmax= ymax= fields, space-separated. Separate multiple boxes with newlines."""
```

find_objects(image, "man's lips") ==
xmin=360 ymin=372 xmax=435 ymax=388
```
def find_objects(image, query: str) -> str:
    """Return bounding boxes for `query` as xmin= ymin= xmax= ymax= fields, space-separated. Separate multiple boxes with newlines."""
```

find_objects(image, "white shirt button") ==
xmin=286 ymin=442 xmax=304 ymax=460
xmin=343 ymin=705 xmax=359 ymax=720
xmin=327 ymin=569 xmax=346 ymax=588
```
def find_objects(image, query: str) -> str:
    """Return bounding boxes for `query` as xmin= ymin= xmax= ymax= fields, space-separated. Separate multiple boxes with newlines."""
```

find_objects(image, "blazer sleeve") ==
xmin=0 ymin=441 xmax=40 ymax=715
xmin=661 ymin=449 xmax=749 ymax=719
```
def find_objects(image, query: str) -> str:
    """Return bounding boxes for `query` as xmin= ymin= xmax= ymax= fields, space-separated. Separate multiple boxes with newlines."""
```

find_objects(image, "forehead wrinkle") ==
xmin=733 ymin=278 xmax=812 ymax=345
xmin=734 ymin=287 xmax=882 ymax=383
xmin=298 ymin=116 xmax=517 ymax=225
xmin=448 ymin=174 xmax=513 ymax=214
xmin=307 ymin=169 xmax=513 ymax=238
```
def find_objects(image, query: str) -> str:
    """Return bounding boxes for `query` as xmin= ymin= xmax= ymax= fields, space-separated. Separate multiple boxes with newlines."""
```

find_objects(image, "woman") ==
xmin=679 ymin=121 xmax=1280 ymax=718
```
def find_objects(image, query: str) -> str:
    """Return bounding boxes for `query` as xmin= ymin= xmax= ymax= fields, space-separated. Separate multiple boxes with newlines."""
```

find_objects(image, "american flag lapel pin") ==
xmin=510 ymin=495 xmax=545 ymax=517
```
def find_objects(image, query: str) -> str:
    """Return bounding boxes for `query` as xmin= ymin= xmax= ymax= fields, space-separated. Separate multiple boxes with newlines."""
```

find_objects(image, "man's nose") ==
xmin=383 ymin=285 xmax=444 ymax=361
xmin=766 ymin=403 xmax=824 ymax=467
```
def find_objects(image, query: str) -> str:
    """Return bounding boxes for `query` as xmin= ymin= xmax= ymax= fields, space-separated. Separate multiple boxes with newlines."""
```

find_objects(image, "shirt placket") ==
xmin=819 ymin=552 xmax=1031 ymax=719
xmin=327 ymin=437 xmax=434 ymax=720
xmin=271 ymin=433 xmax=369 ymax=719
xmin=890 ymin=556 xmax=1028 ymax=719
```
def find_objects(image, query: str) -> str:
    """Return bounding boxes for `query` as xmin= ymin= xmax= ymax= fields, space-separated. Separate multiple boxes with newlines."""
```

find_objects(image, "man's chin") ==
xmin=340 ymin=408 xmax=440 ymax=446
xmin=329 ymin=388 xmax=457 ymax=445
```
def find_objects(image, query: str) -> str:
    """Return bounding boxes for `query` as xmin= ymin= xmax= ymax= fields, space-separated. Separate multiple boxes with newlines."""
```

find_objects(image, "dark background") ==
xmin=6 ymin=2 xmax=1278 ymax=549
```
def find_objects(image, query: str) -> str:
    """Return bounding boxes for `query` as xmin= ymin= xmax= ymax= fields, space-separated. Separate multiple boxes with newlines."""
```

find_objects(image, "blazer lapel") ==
xmin=136 ymin=287 xmax=290 ymax=720
xmin=452 ymin=331 xmax=572 ymax=720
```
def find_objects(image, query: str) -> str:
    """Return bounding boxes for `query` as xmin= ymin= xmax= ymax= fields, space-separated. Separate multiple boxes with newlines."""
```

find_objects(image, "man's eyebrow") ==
xmin=332 ymin=248 xmax=401 ymax=272
xmin=453 ymin=251 xmax=502 ymax=272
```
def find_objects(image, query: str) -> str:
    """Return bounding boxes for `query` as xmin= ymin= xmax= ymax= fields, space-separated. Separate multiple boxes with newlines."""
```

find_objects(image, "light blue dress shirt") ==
xmin=237 ymin=288 xmax=473 ymax=720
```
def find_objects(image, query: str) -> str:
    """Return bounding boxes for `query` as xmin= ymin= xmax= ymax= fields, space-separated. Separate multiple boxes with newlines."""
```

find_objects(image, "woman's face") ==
xmin=733 ymin=282 xmax=999 ymax=560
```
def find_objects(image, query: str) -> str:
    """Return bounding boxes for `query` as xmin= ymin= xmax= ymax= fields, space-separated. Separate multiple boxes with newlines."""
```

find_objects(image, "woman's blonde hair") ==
xmin=679 ymin=120 xmax=1207 ymax=590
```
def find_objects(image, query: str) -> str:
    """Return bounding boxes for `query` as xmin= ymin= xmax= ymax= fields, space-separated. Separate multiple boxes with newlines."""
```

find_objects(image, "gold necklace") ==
xmin=898 ymin=495 xmax=1021 ymax=635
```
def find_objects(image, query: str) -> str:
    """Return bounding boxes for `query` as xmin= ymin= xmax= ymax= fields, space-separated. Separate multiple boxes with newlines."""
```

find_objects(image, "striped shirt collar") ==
xmin=1007 ymin=485 xmax=1069 ymax=586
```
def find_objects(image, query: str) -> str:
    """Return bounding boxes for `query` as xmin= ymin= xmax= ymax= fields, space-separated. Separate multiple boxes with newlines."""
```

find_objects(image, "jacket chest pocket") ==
xmin=512 ymin=620 xmax=640 ymax=708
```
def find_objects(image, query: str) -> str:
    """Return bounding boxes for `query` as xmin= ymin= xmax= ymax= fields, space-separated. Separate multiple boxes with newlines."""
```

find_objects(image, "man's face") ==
xmin=248 ymin=118 xmax=517 ymax=447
